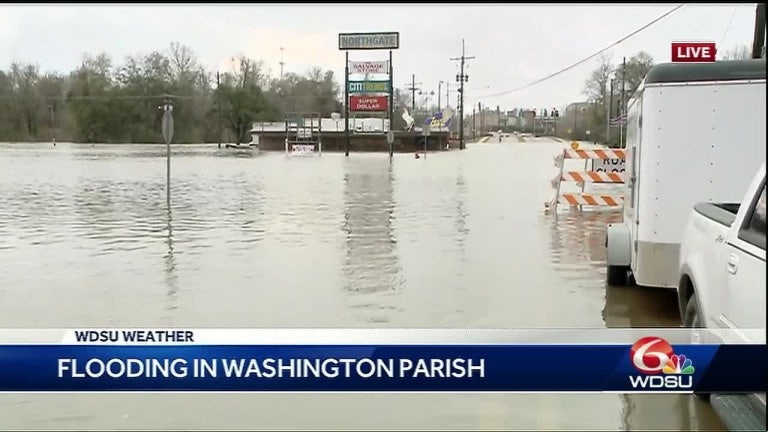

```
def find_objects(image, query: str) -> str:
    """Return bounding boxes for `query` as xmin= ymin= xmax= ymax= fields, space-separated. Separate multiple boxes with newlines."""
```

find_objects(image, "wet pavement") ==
xmin=0 ymin=137 xmax=724 ymax=430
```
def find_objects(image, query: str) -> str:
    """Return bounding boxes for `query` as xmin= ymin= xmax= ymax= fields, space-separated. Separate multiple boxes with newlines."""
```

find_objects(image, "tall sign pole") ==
xmin=338 ymin=31 xmax=400 ymax=157
xmin=344 ymin=51 xmax=350 ymax=156
xmin=451 ymin=39 xmax=474 ymax=150
xmin=388 ymin=50 xmax=394 ymax=158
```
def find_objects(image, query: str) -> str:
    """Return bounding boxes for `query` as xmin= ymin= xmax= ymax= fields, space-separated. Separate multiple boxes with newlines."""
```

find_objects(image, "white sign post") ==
xmin=161 ymin=101 xmax=174 ymax=208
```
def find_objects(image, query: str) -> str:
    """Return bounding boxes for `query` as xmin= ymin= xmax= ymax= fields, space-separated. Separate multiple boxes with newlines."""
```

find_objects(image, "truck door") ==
xmin=722 ymin=179 xmax=766 ymax=336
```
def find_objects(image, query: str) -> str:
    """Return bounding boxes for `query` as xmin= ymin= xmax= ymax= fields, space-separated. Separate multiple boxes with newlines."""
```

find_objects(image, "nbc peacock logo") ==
xmin=628 ymin=337 xmax=695 ymax=390
xmin=662 ymin=354 xmax=695 ymax=375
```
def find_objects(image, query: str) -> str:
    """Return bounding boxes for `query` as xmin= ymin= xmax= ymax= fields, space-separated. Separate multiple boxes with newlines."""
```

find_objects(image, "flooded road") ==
xmin=0 ymin=138 xmax=723 ymax=430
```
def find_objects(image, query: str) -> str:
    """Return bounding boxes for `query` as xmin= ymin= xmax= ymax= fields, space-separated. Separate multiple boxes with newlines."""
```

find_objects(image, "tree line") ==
xmin=0 ymin=43 xmax=345 ymax=143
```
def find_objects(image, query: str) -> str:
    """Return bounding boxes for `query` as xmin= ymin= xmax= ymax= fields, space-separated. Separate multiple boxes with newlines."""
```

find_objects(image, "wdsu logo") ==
xmin=628 ymin=337 xmax=695 ymax=389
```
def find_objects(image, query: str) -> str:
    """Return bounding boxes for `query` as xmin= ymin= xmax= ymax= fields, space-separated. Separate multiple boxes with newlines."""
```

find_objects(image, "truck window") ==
xmin=739 ymin=182 xmax=766 ymax=250
xmin=749 ymin=186 xmax=766 ymax=234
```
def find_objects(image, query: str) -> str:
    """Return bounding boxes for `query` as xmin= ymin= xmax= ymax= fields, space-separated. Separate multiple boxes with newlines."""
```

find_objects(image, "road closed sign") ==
xmin=592 ymin=158 xmax=626 ymax=173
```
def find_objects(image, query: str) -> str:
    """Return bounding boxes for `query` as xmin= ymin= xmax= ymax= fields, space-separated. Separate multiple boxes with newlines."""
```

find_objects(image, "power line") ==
xmin=719 ymin=6 xmax=739 ymax=47
xmin=476 ymin=4 xmax=686 ymax=99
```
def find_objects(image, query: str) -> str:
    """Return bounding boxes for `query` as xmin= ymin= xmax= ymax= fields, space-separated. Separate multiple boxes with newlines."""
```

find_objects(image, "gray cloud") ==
xmin=0 ymin=3 xmax=758 ymax=109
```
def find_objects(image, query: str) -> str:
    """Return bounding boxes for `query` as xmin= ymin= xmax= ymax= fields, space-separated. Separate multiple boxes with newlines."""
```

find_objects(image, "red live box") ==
xmin=671 ymin=42 xmax=717 ymax=63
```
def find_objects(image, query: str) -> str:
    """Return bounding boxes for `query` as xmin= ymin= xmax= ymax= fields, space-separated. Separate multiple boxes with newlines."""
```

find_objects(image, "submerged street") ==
xmin=0 ymin=137 xmax=723 ymax=429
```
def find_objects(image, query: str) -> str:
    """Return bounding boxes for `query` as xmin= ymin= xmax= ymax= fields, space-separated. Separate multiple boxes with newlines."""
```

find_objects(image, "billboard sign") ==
xmin=349 ymin=96 xmax=388 ymax=112
xmin=424 ymin=108 xmax=454 ymax=129
xmin=349 ymin=61 xmax=389 ymax=75
xmin=339 ymin=32 xmax=400 ymax=50
xmin=348 ymin=80 xmax=391 ymax=94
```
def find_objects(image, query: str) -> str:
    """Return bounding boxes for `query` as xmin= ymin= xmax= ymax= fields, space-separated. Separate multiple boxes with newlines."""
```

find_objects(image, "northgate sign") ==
xmin=338 ymin=32 xmax=400 ymax=50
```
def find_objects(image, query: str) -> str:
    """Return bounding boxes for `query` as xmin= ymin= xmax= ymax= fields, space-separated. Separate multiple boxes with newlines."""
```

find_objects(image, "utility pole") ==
xmin=478 ymin=102 xmax=484 ymax=136
xmin=437 ymin=81 xmax=443 ymax=112
xmin=405 ymin=74 xmax=422 ymax=112
xmin=607 ymin=78 xmax=614 ymax=145
xmin=619 ymin=57 xmax=626 ymax=148
xmin=450 ymin=39 xmax=474 ymax=150
xmin=279 ymin=47 xmax=285 ymax=81
xmin=216 ymin=71 xmax=222 ymax=149
xmin=48 ymin=103 xmax=56 ymax=146
xmin=752 ymin=3 xmax=766 ymax=59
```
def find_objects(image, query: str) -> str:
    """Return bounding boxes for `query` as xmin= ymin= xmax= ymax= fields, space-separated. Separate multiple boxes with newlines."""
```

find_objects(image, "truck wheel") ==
xmin=606 ymin=265 xmax=628 ymax=286
xmin=683 ymin=292 xmax=710 ymax=402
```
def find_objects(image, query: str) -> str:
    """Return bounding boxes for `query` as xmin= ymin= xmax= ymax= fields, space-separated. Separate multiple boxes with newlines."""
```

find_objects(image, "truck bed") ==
xmin=693 ymin=202 xmax=741 ymax=227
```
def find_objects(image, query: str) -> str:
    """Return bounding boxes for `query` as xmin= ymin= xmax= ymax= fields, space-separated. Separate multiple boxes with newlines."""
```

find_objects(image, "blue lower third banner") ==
xmin=0 ymin=343 xmax=765 ymax=392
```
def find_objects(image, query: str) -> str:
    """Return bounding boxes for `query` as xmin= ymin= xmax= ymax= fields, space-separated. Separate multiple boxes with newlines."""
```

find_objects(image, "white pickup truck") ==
xmin=677 ymin=162 xmax=766 ymax=431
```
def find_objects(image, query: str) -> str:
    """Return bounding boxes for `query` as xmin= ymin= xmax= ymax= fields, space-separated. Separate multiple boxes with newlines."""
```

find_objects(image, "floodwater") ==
xmin=0 ymin=138 xmax=723 ymax=430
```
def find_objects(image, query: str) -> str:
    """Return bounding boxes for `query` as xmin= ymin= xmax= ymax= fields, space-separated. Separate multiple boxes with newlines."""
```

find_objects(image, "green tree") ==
xmin=214 ymin=56 xmax=274 ymax=144
xmin=0 ymin=44 xmax=343 ymax=143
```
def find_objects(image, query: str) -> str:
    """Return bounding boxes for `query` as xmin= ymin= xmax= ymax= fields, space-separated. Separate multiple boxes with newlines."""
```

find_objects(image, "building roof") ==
xmin=644 ymin=59 xmax=766 ymax=85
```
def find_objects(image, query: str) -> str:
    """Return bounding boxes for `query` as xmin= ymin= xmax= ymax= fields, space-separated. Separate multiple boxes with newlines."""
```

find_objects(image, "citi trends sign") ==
xmin=348 ymin=80 xmax=391 ymax=94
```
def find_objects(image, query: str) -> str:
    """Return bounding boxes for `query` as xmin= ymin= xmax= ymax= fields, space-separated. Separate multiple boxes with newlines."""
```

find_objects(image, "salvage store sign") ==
xmin=348 ymin=80 xmax=391 ymax=94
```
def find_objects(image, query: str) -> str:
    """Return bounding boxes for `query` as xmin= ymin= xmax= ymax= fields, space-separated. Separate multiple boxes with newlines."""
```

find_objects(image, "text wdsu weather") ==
xmin=57 ymin=357 xmax=486 ymax=380
xmin=73 ymin=329 xmax=195 ymax=343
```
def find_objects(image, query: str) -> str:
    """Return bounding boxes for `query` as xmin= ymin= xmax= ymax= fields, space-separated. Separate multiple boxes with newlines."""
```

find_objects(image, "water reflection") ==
xmin=342 ymin=156 xmax=403 ymax=324
xmin=546 ymin=208 xmax=621 ymax=276
xmin=164 ymin=209 xmax=178 ymax=315
xmin=453 ymin=173 xmax=469 ymax=278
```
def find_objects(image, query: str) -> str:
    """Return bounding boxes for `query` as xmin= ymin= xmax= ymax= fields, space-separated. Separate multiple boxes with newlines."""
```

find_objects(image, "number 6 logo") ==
xmin=630 ymin=337 xmax=674 ymax=374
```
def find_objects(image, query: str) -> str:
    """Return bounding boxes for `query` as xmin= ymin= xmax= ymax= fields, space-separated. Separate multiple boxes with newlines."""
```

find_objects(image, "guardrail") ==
xmin=545 ymin=146 xmax=626 ymax=212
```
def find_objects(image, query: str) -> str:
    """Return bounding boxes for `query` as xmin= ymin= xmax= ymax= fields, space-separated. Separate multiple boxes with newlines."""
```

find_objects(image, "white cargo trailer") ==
xmin=605 ymin=60 xmax=766 ymax=288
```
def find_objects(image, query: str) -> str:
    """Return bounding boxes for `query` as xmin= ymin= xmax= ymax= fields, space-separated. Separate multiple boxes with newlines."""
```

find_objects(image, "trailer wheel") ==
xmin=606 ymin=265 xmax=629 ymax=286
xmin=683 ymin=292 xmax=710 ymax=402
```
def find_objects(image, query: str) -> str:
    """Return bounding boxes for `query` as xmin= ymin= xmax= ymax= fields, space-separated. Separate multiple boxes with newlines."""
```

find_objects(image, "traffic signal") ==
xmin=543 ymin=109 xmax=549 ymax=117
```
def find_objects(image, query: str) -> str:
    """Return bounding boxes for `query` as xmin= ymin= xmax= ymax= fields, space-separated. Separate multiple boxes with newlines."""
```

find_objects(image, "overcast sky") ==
xmin=0 ymin=3 xmax=760 ymax=110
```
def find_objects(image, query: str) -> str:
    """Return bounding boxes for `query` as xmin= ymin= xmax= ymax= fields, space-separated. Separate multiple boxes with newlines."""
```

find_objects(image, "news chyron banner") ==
xmin=0 ymin=329 xmax=765 ymax=393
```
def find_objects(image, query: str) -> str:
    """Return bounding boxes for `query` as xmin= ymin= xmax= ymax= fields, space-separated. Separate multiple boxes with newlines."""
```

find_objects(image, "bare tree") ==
xmin=718 ymin=45 xmax=752 ymax=60
xmin=583 ymin=53 xmax=614 ymax=107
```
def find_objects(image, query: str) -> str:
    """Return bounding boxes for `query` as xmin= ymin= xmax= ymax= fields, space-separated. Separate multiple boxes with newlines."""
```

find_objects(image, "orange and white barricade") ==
xmin=545 ymin=145 xmax=626 ymax=212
